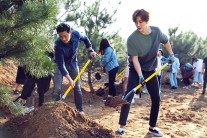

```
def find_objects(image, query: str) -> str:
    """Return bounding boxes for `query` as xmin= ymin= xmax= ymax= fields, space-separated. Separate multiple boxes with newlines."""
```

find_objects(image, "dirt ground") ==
xmin=0 ymin=60 xmax=207 ymax=138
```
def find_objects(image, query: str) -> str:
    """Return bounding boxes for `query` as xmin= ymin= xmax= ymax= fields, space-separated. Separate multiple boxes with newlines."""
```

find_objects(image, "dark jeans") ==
xmin=53 ymin=67 xmax=83 ymax=112
xmin=183 ymin=78 xmax=190 ymax=86
xmin=20 ymin=75 xmax=51 ymax=106
xmin=119 ymin=69 xmax=160 ymax=127
xmin=108 ymin=67 xmax=119 ymax=96
xmin=157 ymin=75 xmax=161 ymax=88
xmin=203 ymin=72 xmax=207 ymax=90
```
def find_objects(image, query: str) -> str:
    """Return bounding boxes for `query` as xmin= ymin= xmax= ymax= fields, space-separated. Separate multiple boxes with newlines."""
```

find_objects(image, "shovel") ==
xmin=104 ymin=62 xmax=169 ymax=107
xmin=61 ymin=59 xmax=92 ymax=100
xmin=115 ymin=67 xmax=127 ymax=81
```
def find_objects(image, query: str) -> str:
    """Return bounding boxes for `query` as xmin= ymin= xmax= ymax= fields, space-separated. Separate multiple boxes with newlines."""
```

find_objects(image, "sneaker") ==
xmin=79 ymin=111 xmax=85 ymax=115
xmin=13 ymin=90 xmax=20 ymax=95
xmin=115 ymin=128 xmax=124 ymax=135
xmin=142 ymin=89 xmax=149 ymax=94
xmin=134 ymin=94 xmax=139 ymax=99
xmin=131 ymin=98 xmax=135 ymax=103
xmin=24 ymin=106 xmax=35 ymax=114
xmin=149 ymin=127 xmax=164 ymax=137
xmin=191 ymin=83 xmax=196 ymax=86
xmin=103 ymin=95 xmax=112 ymax=102
xmin=13 ymin=97 xmax=27 ymax=106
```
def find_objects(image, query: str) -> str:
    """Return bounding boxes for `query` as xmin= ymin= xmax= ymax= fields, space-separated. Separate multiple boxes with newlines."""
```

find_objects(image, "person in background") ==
xmin=123 ymin=65 xmax=129 ymax=93
xmin=156 ymin=49 xmax=165 ymax=93
xmin=116 ymin=9 xmax=175 ymax=137
xmin=192 ymin=57 xmax=203 ymax=87
xmin=180 ymin=63 xmax=193 ymax=89
xmin=202 ymin=56 xmax=207 ymax=94
xmin=99 ymin=38 xmax=119 ymax=97
xmin=169 ymin=54 xmax=180 ymax=89
xmin=13 ymin=52 xmax=53 ymax=112
xmin=13 ymin=65 xmax=27 ymax=94
xmin=52 ymin=23 xmax=96 ymax=114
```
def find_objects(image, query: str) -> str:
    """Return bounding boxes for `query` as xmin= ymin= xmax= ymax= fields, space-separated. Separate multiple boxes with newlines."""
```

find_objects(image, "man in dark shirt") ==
xmin=53 ymin=23 xmax=96 ymax=113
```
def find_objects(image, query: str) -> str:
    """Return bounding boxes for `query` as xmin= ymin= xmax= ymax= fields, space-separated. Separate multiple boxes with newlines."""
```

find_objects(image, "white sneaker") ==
xmin=115 ymin=128 xmax=125 ymax=135
xmin=149 ymin=127 xmax=164 ymax=137
xmin=24 ymin=106 xmax=34 ymax=114
xmin=79 ymin=111 xmax=85 ymax=115
xmin=131 ymin=98 xmax=135 ymax=103
xmin=134 ymin=94 xmax=139 ymax=99
xmin=142 ymin=89 xmax=149 ymax=94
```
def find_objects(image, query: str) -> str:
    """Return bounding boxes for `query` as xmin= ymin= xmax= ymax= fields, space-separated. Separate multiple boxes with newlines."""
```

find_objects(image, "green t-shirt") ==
xmin=127 ymin=26 xmax=168 ymax=71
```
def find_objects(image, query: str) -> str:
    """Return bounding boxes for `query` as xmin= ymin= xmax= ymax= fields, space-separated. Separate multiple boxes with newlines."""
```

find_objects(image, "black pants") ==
xmin=15 ymin=66 xmax=26 ymax=84
xmin=108 ymin=67 xmax=119 ymax=96
xmin=119 ymin=69 xmax=160 ymax=127
xmin=20 ymin=75 xmax=51 ymax=106
xmin=203 ymin=72 xmax=207 ymax=90
xmin=183 ymin=78 xmax=190 ymax=86
xmin=157 ymin=75 xmax=161 ymax=88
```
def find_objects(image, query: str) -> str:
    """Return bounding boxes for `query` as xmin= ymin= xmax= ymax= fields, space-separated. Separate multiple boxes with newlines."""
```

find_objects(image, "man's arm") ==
xmin=76 ymin=31 xmax=96 ymax=58
xmin=132 ymin=56 xmax=143 ymax=76
xmin=163 ymin=41 xmax=173 ymax=55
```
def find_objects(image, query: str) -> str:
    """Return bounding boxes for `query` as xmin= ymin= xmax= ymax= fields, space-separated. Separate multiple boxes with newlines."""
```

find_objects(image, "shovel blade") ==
xmin=124 ymin=89 xmax=135 ymax=101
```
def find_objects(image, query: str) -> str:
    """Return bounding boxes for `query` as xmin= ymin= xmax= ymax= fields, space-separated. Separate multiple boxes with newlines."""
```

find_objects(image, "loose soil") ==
xmin=0 ymin=60 xmax=207 ymax=138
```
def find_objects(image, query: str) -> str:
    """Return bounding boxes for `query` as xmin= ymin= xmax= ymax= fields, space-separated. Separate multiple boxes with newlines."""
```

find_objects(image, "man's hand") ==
xmin=68 ymin=77 xmax=75 ymax=88
xmin=65 ymin=74 xmax=75 ymax=88
xmin=89 ymin=49 xmax=96 ymax=58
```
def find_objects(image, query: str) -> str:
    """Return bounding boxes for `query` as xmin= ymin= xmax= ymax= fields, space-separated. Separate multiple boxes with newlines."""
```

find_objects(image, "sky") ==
xmin=108 ymin=0 xmax=207 ymax=40
xmin=59 ymin=0 xmax=207 ymax=40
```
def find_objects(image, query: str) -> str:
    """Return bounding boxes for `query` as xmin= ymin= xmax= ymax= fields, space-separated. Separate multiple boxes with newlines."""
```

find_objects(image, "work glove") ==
xmin=139 ymin=75 xmax=144 ymax=84
xmin=168 ymin=54 xmax=175 ymax=64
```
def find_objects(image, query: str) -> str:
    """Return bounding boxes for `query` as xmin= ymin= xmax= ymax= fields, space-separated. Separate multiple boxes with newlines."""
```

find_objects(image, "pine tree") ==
xmin=0 ymin=0 xmax=62 ymax=78
xmin=64 ymin=0 xmax=126 ymax=93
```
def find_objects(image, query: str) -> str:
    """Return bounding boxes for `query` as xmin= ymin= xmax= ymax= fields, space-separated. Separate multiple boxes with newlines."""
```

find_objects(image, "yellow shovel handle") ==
xmin=134 ymin=63 xmax=169 ymax=91
xmin=62 ymin=59 xmax=91 ymax=100
xmin=115 ymin=67 xmax=127 ymax=81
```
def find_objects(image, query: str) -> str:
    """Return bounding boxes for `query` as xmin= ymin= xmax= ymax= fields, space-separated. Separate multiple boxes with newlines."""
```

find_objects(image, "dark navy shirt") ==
xmin=54 ymin=30 xmax=92 ymax=76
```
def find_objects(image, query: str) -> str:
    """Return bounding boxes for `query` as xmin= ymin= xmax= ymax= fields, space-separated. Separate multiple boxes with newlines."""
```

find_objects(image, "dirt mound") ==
xmin=11 ymin=101 xmax=119 ymax=138
xmin=104 ymin=96 xmax=128 ymax=107
xmin=0 ymin=60 xmax=17 ymax=87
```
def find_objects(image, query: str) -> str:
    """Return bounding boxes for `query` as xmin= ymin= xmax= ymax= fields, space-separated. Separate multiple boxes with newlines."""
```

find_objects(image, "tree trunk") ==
xmin=88 ymin=62 xmax=94 ymax=94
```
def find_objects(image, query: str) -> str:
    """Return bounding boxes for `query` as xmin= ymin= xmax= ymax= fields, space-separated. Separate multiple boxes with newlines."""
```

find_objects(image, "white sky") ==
xmin=59 ymin=0 xmax=207 ymax=40
xmin=109 ymin=0 xmax=207 ymax=40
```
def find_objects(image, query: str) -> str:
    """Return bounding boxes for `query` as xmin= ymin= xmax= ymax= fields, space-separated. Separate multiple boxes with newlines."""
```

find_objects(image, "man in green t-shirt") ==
xmin=116 ymin=9 xmax=175 ymax=137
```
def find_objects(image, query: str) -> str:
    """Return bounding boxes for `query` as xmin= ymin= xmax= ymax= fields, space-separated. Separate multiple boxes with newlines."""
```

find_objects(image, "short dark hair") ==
xmin=132 ymin=9 xmax=149 ymax=23
xmin=56 ymin=23 xmax=71 ymax=33
xmin=158 ymin=49 xmax=163 ymax=55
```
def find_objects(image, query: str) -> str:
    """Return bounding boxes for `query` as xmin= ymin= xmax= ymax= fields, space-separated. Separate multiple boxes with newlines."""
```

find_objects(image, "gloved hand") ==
xmin=139 ymin=75 xmax=144 ymax=83
xmin=168 ymin=54 xmax=175 ymax=63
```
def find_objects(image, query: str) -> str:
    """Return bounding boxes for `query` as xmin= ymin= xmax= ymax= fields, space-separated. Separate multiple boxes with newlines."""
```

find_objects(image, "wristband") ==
xmin=89 ymin=49 xmax=94 ymax=53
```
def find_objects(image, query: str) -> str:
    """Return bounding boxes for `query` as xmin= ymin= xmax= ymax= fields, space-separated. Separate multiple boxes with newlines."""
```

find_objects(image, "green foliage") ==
xmin=0 ymin=0 xmax=62 ymax=78
xmin=65 ymin=0 xmax=127 ymax=72
xmin=0 ymin=84 xmax=25 ymax=115
xmin=168 ymin=27 xmax=207 ymax=64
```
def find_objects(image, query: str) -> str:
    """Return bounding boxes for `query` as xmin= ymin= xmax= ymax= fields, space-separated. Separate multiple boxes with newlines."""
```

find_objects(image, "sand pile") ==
xmin=11 ymin=101 xmax=119 ymax=138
